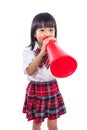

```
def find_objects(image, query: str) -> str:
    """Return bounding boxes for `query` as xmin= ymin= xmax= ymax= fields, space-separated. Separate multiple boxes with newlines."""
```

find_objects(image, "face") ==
xmin=34 ymin=27 xmax=55 ymax=46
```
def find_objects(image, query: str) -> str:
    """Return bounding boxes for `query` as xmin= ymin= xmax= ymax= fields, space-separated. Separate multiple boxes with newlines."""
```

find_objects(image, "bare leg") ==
xmin=32 ymin=120 xmax=42 ymax=130
xmin=47 ymin=119 xmax=58 ymax=130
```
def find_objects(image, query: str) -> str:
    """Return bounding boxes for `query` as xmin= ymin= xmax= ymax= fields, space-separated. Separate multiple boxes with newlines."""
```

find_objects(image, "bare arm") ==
xmin=26 ymin=40 xmax=47 ymax=75
xmin=26 ymin=53 xmax=43 ymax=75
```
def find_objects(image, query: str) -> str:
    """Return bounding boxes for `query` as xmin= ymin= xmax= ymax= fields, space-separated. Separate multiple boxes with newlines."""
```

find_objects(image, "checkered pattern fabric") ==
xmin=22 ymin=80 xmax=66 ymax=123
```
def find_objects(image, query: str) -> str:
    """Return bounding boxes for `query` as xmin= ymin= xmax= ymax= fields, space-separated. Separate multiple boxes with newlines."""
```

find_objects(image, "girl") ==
xmin=22 ymin=12 xmax=66 ymax=130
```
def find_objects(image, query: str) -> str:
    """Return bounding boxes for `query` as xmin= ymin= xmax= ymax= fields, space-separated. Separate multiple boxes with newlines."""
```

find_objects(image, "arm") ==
xmin=26 ymin=42 xmax=47 ymax=75
xmin=26 ymin=52 xmax=43 ymax=75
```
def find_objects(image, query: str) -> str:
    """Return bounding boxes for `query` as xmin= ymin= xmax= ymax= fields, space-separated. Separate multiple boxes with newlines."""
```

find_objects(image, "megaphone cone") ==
xmin=43 ymin=37 xmax=77 ymax=78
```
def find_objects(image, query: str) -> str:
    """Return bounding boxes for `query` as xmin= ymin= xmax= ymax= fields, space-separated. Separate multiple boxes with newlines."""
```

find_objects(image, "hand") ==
xmin=39 ymin=37 xmax=57 ymax=56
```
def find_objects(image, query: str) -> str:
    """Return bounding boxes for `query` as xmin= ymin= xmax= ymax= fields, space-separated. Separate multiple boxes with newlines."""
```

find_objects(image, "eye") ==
xmin=50 ymin=28 xmax=54 ymax=31
xmin=40 ymin=29 xmax=45 ymax=32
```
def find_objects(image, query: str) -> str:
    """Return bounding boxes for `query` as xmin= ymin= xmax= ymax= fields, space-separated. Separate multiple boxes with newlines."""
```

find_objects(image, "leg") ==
xmin=32 ymin=120 xmax=42 ymax=130
xmin=47 ymin=119 xmax=58 ymax=130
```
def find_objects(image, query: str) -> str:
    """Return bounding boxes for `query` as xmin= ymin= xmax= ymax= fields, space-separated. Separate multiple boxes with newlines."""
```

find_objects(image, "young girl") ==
xmin=22 ymin=12 xmax=66 ymax=130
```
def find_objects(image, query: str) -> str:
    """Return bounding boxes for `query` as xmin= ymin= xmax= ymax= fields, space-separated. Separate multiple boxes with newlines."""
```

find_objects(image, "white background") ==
xmin=0 ymin=0 xmax=87 ymax=130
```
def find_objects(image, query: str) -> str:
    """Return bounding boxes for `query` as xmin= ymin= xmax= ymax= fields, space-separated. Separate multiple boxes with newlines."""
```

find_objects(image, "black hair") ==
xmin=29 ymin=12 xmax=57 ymax=50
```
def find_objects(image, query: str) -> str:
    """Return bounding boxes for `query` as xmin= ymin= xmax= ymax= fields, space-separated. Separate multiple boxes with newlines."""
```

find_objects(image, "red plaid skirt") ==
xmin=22 ymin=79 xmax=66 ymax=123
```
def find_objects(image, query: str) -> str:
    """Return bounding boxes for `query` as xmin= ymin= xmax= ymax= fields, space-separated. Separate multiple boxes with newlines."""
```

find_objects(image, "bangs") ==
xmin=36 ymin=20 xmax=55 ymax=29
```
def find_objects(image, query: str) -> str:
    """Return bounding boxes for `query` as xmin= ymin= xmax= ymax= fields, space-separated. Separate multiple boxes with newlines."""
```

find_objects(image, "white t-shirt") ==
xmin=23 ymin=42 xmax=56 ymax=82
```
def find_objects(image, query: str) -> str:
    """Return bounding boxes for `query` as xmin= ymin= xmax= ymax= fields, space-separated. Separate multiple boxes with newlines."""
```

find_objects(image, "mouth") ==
xmin=43 ymin=36 xmax=49 ymax=41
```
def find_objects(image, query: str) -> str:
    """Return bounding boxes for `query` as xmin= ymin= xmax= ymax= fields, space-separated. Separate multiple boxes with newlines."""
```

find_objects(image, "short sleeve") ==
xmin=23 ymin=47 xmax=35 ymax=74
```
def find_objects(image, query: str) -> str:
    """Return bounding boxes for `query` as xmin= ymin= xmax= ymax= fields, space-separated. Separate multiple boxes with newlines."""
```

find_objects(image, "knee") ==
xmin=33 ymin=121 xmax=42 ymax=130
xmin=47 ymin=119 xmax=58 ymax=130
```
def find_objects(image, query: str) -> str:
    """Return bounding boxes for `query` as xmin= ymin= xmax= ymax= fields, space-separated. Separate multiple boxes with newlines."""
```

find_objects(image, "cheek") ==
xmin=39 ymin=35 xmax=44 ymax=42
xmin=36 ymin=36 xmax=43 ymax=44
xmin=52 ymin=32 xmax=55 ymax=37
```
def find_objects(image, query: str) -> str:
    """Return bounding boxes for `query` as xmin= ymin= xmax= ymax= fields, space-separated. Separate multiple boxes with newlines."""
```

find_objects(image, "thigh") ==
xmin=47 ymin=119 xmax=58 ymax=130
xmin=47 ymin=119 xmax=57 ymax=126
xmin=47 ymin=119 xmax=57 ymax=127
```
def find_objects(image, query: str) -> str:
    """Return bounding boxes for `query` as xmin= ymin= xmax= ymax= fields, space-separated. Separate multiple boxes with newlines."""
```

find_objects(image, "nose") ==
xmin=45 ymin=30 xmax=51 ymax=37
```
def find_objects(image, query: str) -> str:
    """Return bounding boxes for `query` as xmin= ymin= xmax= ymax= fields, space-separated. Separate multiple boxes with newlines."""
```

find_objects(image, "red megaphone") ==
xmin=43 ymin=36 xmax=77 ymax=78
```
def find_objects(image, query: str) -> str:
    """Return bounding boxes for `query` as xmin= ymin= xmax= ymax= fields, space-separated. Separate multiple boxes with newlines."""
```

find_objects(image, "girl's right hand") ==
xmin=40 ymin=37 xmax=57 ymax=56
